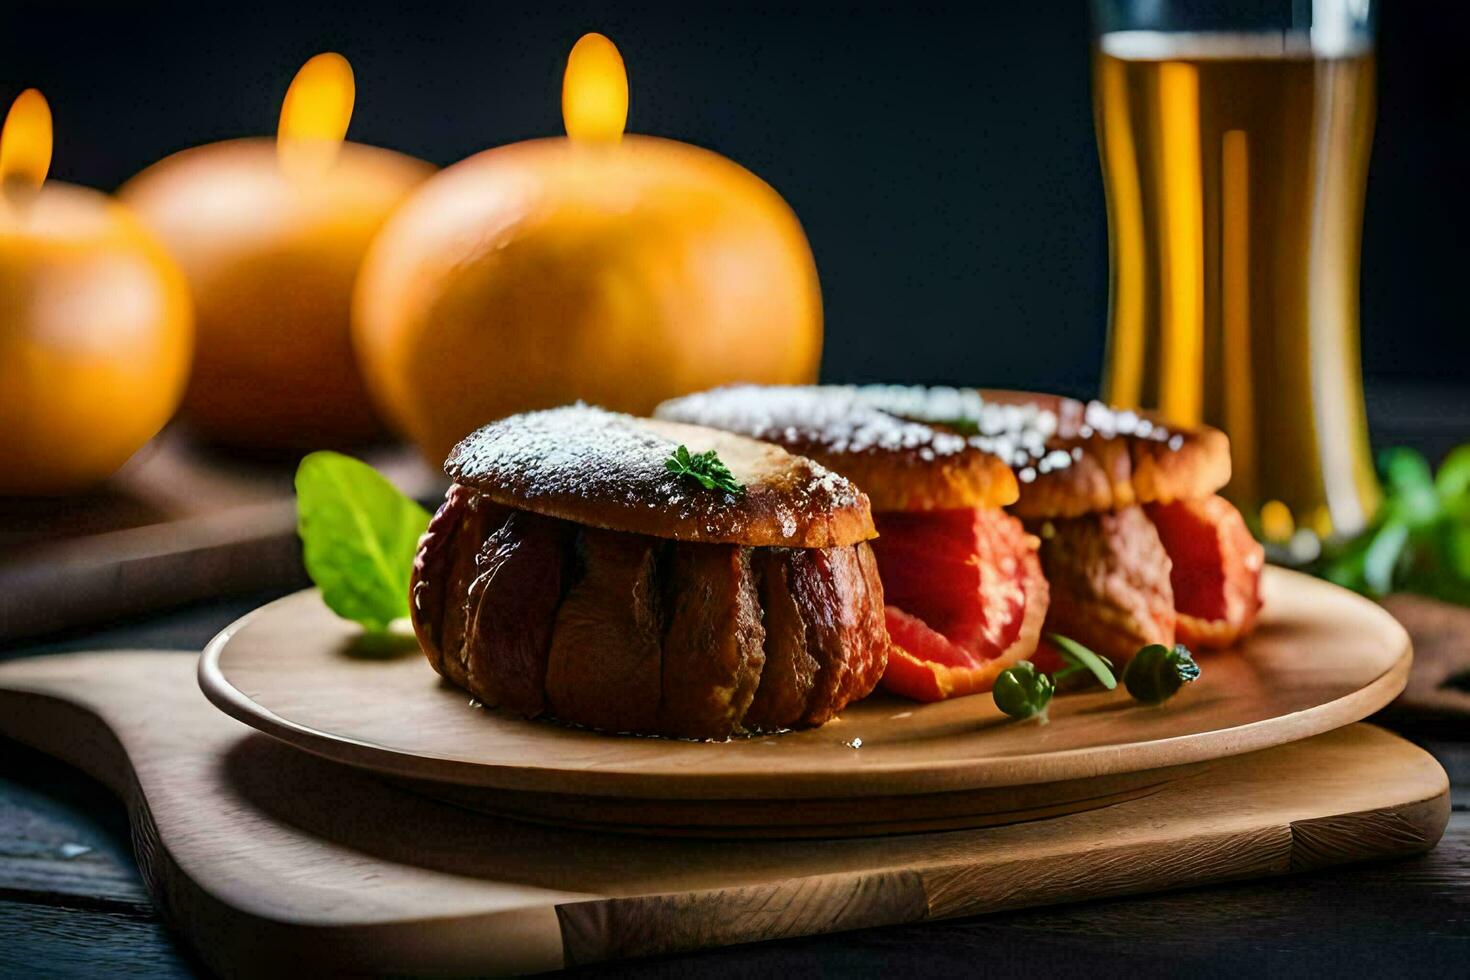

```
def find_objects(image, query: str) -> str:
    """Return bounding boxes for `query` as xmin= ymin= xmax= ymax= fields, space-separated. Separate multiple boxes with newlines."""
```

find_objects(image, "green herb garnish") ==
xmin=1048 ymin=633 xmax=1118 ymax=690
xmin=295 ymin=451 xmax=431 ymax=632
xmin=993 ymin=636 xmax=1199 ymax=721
xmin=928 ymin=416 xmax=981 ymax=436
xmin=1316 ymin=445 xmax=1470 ymax=605
xmin=1122 ymin=643 xmax=1201 ymax=704
xmin=992 ymin=661 xmax=1054 ymax=722
xmin=665 ymin=444 xmax=744 ymax=495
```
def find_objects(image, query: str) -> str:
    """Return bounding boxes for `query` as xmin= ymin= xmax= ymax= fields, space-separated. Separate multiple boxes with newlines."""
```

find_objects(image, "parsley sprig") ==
xmin=666 ymin=445 xmax=744 ymax=495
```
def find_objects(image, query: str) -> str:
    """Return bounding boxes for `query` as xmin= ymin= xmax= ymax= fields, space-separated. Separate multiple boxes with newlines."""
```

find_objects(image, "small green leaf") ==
xmin=993 ymin=661 xmax=1054 ymax=721
xmin=295 ymin=451 xmax=432 ymax=632
xmin=1122 ymin=644 xmax=1201 ymax=704
xmin=666 ymin=444 xmax=744 ymax=495
xmin=1435 ymin=446 xmax=1470 ymax=501
xmin=1047 ymin=633 xmax=1118 ymax=690
xmin=1380 ymin=448 xmax=1439 ymax=528
xmin=1381 ymin=447 xmax=1434 ymax=494
xmin=1445 ymin=522 xmax=1470 ymax=580
xmin=1361 ymin=519 xmax=1410 ymax=596
xmin=1310 ymin=441 xmax=1470 ymax=605
xmin=927 ymin=416 xmax=981 ymax=436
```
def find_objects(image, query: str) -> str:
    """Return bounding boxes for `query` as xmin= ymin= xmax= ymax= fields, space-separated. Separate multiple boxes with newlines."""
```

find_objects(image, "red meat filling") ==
xmin=1146 ymin=495 xmax=1264 ymax=649
xmin=869 ymin=508 xmax=1047 ymax=701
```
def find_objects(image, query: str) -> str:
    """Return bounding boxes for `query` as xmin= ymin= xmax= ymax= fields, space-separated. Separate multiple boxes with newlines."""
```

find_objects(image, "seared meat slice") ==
xmin=1034 ymin=506 xmax=1176 ymax=663
xmin=659 ymin=544 xmax=766 ymax=738
xmin=871 ymin=507 xmax=1043 ymax=655
xmin=792 ymin=543 xmax=890 ymax=726
xmin=1146 ymin=495 xmax=1263 ymax=648
xmin=462 ymin=509 xmax=576 ymax=716
xmin=410 ymin=484 xmax=510 ymax=689
xmin=545 ymin=528 xmax=664 ymax=733
xmin=744 ymin=549 xmax=821 ymax=731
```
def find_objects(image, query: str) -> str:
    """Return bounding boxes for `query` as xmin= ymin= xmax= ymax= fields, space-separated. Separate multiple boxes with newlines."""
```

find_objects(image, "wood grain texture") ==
xmin=198 ymin=567 xmax=1411 ymax=815
xmin=0 ymin=430 xmax=438 ymax=642
xmin=0 ymin=651 xmax=1450 ymax=976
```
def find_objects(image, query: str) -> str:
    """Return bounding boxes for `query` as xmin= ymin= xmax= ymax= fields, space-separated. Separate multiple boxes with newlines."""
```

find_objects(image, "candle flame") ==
xmin=563 ymin=33 xmax=627 ymax=143
xmin=0 ymin=89 xmax=52 ymax=200
xmin=277 ymin=53 xmax=355 ymax=177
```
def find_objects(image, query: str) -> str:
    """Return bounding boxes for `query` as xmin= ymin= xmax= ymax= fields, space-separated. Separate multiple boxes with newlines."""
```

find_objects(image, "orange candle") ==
xmin=353 ymin=34 xmax=823 ymax=465
xmin=0 ymin=90 xmax=192 ymax=495
xmin=121 ymin=54 xmax=434 ymax=450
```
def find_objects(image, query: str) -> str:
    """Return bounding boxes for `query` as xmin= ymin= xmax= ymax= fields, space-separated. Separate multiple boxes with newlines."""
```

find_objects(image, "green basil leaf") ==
xmin=295 ymin=451 xmax=432 ymax=632
xmin=1444 ymin=521 xmax=1470 ymax=581
xmin=1362 ymin=519 xmax=1410 ymax=596
xmin=1380 ymin=448 xmax=1439 ymax=528
xmin=1435 ymin=445 xmax=1470 ymax=501
xmin=1046 ymin=633 xmax=1118 ymax=690
xmin=1381 ymin=447 xmax=1433 ymax=493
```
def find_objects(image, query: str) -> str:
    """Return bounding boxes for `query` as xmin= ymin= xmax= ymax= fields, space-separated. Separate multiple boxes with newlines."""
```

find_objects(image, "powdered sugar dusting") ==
xmin=657 ymin=385 xmax=1192 ymax=477
xmin=850 ymin=385 xmax=1055 ymax=466
xmin=656 ymin=385 xmax=984 ymax=459
xmin=444 ymin=404 xmax=870 ymax=546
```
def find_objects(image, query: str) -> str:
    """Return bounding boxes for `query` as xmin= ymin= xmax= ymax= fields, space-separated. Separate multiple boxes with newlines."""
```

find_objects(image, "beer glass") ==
xmin=1092 ymin=0 xmax=1379 ymax=558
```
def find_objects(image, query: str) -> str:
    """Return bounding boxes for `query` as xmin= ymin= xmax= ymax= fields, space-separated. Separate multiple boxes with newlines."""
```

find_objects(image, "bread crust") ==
xmin=656 ymin=385 xmax=1228 ymax=517
xmin=974 ymin=390 xmax=1231 ymax=519
xmin=445 ymin=405 xmax=874 ymax=548
xmin=655 ymin=386 xmax=1019 ymax=511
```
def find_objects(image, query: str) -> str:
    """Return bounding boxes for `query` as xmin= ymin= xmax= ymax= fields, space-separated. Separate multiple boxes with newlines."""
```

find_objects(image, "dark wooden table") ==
xmin=1 ymin=590 xmax=1466 ymax=979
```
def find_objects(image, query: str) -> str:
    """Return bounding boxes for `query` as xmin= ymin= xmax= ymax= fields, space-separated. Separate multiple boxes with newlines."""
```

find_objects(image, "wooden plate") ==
xmin=200 ymin=567 xmax=1410 ymax=815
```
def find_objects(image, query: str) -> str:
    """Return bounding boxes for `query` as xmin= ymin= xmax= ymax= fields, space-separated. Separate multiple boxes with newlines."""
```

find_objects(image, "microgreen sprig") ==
xmin=992 ymin=635 xmax=1200 ymax=722
xmin=992 ymin=661 xmax=1054 ymax=722
xmin=665 ymin=444 xmax=744 ymax=495
xmin=1047 ymin=633 xmax=1118 ymax=690
xmin=1122 ymin=644 xmax=1201 ymax=704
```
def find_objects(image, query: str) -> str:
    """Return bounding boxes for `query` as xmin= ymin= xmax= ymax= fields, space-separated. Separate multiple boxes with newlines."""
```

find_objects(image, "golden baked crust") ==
xmin=444 ymin=405 xmax=875 ymax=548
xmin=800 ymin=385 xmax=1228 ymax=517
xmin=656 ymin=385 xmax=1228 ymax=516
xmin=974 ymin=390 xmax=1231 ymax=519
xmin=655 ymin=386 xmax=1019 ymax=511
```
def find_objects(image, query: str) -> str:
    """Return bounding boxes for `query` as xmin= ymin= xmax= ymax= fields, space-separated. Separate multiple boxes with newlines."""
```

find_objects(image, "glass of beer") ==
xmin=1092 ymin=0 xmax=1379 ymax=559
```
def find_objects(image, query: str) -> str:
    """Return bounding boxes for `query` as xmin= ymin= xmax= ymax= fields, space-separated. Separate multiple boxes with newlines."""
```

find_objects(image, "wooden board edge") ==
xmin=1289 ymin=792 xmax=1452 ymax=871
xmin=0 ymin=680 xmax=569 ymax=977
xmin=551 ymin=779 xmax=1451 ymax=967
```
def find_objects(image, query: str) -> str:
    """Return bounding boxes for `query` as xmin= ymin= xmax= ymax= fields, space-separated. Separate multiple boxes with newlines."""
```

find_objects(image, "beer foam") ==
xmin=1099 ymin=30 xmax=1371 ymax=62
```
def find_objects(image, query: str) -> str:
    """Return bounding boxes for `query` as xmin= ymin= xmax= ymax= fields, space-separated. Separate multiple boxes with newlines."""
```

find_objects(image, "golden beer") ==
xmin=1094 ymin=32 xmax=1380 ymax=550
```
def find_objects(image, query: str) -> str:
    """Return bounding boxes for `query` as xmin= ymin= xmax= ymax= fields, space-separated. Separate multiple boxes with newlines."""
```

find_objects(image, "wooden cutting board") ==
xmin=0 ymin=429 xmax=439 ymax=641
xmin=0 ymin=651 xmax=1448 ymax=977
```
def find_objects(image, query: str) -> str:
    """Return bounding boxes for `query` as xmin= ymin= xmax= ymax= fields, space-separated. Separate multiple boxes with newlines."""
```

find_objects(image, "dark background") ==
xmin=1 ymin=1 xmax=1464 ymax=398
